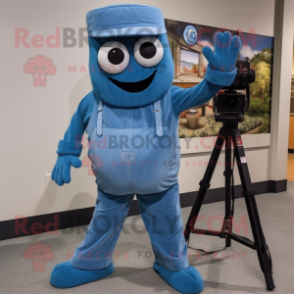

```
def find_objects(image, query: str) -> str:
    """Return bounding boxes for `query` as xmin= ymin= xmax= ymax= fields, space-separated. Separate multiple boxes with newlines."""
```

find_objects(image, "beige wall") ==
xmin=268 ymin=0 xmax=294 ymax=181
xmin=292 ymin=41 xmax=294 ymax=75
xmin=0 ymin=0 xmax=282 ymax=222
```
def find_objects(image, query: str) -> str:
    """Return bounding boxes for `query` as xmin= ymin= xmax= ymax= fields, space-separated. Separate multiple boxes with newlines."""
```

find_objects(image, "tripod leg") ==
xmin=224 ymin=130 xmax=232 ymax=247
xmin=184 ymin=129 xmax=225 ymax=243
xmin=233 ymin=130 xmax=275 ymax=291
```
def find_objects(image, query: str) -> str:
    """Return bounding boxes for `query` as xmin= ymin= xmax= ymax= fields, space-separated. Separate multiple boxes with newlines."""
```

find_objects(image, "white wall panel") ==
xmin=0 ymin=0 xmax=275 ymax=221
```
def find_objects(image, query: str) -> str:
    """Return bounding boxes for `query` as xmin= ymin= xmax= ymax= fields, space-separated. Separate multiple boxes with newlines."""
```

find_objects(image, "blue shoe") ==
xmin=50 ymin=261 xmax=114 ymax=288
xmin=153 ymin=261 xmax=204 ymax=294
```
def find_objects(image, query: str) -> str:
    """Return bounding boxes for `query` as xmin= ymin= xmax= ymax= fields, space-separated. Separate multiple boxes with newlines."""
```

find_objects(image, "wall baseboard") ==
xmin=0 ymin=179 xmax=287 ymax=241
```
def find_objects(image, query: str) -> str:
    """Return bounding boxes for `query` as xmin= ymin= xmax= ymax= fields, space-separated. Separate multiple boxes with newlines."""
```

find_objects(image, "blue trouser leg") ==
xmin=70 ymin=188 xmax=134 ymax=270
xmin=50 ymin=188 xmax=133 ymax=288
xmin=136 ymin=182 xmax=189 ymax=271
xmin=137 ymin=183 xmax=204 ymax=294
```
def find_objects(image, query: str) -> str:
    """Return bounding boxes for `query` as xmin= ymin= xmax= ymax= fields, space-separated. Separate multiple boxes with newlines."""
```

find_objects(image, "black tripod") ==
xmin=184 ymin=115 xmax=275 ymax=291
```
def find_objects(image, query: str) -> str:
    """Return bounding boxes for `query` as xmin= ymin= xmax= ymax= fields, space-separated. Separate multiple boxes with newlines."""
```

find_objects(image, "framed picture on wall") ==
xmin=165 ymin=19 xmax=274 ymax=142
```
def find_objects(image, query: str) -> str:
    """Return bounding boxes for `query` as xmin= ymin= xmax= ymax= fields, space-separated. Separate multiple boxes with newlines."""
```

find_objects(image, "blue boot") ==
xmin=153 ymin=262 xmax=204 ymax=294
xmin=50 ymin=261 xmax=114 ymax=288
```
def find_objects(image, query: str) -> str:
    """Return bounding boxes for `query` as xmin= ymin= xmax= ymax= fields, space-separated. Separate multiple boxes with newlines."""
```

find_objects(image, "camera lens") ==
xmin=225 ymin=97 xmax=239 ymax=110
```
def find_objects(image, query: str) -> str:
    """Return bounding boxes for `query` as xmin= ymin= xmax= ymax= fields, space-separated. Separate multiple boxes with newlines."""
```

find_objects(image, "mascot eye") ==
xmin=97 ymin=41 xmax=130 ymax=74
xmin=134 ymin=37 xmax=164 ymax=67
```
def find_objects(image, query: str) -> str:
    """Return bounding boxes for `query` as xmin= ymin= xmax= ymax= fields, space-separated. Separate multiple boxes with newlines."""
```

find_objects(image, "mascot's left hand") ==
xmin=202 ymin=31 xmax=241 ymax=74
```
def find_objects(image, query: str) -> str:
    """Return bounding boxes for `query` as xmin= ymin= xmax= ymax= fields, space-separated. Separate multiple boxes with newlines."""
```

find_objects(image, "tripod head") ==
xmin=215 ymin=113 xmax=244 ymax=124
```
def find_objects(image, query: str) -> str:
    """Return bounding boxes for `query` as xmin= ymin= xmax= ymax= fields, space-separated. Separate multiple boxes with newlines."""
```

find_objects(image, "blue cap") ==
xmin=86 ymin=4 xmax=167 ymax=38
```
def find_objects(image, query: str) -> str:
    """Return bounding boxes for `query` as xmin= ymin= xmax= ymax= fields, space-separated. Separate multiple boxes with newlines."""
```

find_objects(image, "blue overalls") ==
xmin=70 ymin=90 xmax=189 ymax=271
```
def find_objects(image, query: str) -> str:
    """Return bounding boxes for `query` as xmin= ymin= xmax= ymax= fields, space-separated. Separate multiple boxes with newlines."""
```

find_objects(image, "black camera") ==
xmin=214 ymin=57 xmax=255 ymax=115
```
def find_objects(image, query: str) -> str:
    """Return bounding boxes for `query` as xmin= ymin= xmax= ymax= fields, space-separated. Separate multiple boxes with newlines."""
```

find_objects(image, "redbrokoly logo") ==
xmin=23 ymin=55 xmax=56 ymax=86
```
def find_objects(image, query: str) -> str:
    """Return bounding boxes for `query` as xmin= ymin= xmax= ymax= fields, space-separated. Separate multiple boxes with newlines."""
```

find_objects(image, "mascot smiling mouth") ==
xmin=108 ymin=71 xmax=156 ymax=93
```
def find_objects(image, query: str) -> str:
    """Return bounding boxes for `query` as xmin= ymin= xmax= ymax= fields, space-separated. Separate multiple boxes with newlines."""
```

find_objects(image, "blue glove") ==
xmin=51 ymin=155 xmax=82 ymax=186
xmin=203 ymin=31 xmax=241 ymax=86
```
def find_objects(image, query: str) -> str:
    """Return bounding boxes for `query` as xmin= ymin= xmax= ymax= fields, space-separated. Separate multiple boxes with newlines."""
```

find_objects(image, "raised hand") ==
xmin=202 ymin=31 xmax=241 ymax=74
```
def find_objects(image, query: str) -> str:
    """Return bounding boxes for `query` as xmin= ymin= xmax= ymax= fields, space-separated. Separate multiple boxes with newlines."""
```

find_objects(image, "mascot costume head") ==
xmin=50 ymin=4 xmax=241 ymax=294
xmin=87 ymin=4 xmax=174 ymax=107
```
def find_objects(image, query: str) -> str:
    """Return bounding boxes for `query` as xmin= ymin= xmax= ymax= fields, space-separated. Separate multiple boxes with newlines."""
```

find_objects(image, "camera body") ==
xmin=214 ymin=91 xmax=246 ymax=114
xmin=214 ymin=58 xmax=255 ymax=116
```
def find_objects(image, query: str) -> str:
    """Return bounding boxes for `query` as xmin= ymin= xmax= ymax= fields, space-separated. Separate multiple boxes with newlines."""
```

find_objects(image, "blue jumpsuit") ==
xmin=50 ymin=5 xmax=241 ymax=292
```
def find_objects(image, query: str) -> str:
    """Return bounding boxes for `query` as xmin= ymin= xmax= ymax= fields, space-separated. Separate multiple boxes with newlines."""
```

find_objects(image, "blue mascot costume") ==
xmin=50 ymin=4 xmax=241 ymax=294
